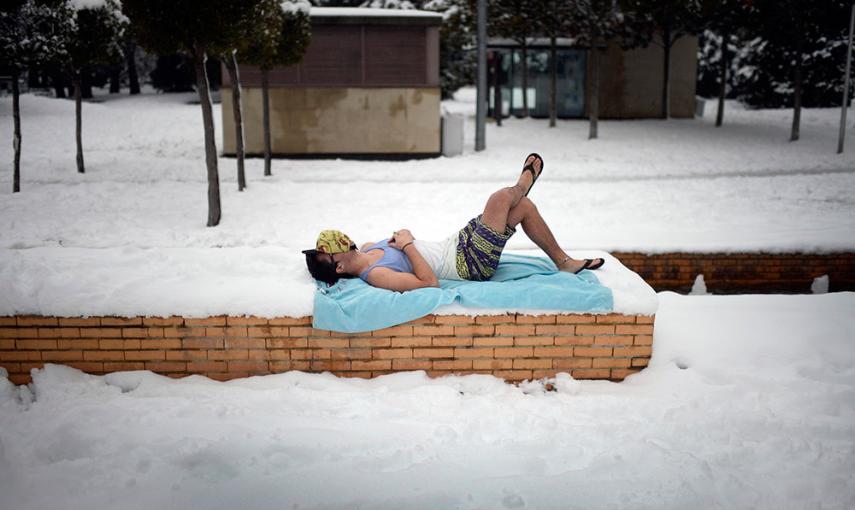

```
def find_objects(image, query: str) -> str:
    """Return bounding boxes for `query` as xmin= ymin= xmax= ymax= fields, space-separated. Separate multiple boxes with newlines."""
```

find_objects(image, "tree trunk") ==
xmin=493 ymin=52 xmax=502 ymax=126
xmin=12 ymin=70 xmax=21 ymax=193
xmin=716 ymin=31 xmax=728 ymax=127
xmin=224 ymin=52 xmax=246 ymax=191
xmin=662 ymin=26 xmax=672 ymax=119
xmin=126 ymin=40 xmax=140 ymax=95
xmin=791 ymin=49 xmax=803 ymax=142
xmin=589 ymin=46 xmax=600 ymax=140
xmin=27 ymin=66 xmax=44 ymax=88
xmin=262 ymin=68 xmax=272 ymax=176
xmin=81 ymin=70 xmax=93 ymax=99
xmin=73 ymin=74 xmax=85 ymax=174
xmin=193 ymin=45 xmax=222 ymax=227
xmin=109 ymin=64 xmax=121 ymax=93
xmin=521 ymin=42 xmax=529 ymax=117
xmin=549 ymin=35 xmax=557 ymax=128
xmin=52 ymin=71 xmax=67 ymax=98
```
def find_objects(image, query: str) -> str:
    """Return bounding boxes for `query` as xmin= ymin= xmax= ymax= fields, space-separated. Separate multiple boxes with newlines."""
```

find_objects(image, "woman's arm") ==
xmin=389 ymin=229 xmax=438 ymax=288
xmin=364 ymin=230 xmax=438 ymax=292
xmin=366 ymin=266 xmax=438 ymax=292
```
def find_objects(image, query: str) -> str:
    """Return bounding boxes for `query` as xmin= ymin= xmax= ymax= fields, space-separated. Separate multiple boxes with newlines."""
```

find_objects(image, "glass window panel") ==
xmin=557 ymin=50 xmax=586 ymax=117
xmin=489 ymin=47 xmax=587 ymax=119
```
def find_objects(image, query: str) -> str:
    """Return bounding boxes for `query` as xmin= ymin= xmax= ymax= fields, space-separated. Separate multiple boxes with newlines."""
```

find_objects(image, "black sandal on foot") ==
xmin=521 ymin=152 xmax=544 ymax=197
xmin=573 ymin=258 xmax=605 ymax=274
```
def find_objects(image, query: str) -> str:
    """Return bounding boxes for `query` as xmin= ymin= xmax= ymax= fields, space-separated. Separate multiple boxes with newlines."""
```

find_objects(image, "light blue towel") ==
xmin=311 ymin=253 xmax=613 ymax=333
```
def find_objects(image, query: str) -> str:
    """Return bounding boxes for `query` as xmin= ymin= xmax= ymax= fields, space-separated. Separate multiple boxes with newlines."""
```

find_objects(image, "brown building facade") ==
xmin=221 ymin=7 xmax=442 ymax=157
xmin=488 ymin=35 xmax=698 ymax=119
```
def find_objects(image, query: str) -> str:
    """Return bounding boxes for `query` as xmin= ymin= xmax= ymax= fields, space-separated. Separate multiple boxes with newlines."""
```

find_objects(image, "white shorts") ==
xmin=413 ymin=235 xmax=463 ymax=281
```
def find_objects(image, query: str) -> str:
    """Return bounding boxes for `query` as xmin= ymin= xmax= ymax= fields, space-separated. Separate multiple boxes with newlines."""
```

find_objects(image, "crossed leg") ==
xmin=480 ymin=156 xmax=598 ymax=274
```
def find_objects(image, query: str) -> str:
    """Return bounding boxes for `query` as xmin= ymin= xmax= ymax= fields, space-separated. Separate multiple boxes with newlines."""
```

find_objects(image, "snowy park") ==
xmin=1 ymin=83 xmax=854 ymax=510
xmin=0 ymin=292 xmax=853 ymax=509
xmin=5 ymin=90 xmax=855 ymax=258
xmin=1 ymin=89 xmax=855 ymax=316
xmin=2 ymin=0 xmax=855 ymax=508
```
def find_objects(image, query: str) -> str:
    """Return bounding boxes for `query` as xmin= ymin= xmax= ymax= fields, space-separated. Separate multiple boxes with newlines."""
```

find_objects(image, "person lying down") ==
xmin=303 ymin=153 xmax=604 ymax=293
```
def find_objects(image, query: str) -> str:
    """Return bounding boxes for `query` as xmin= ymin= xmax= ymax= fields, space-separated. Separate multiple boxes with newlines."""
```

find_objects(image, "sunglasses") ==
xmin=326 ymin=243 xmax=357 ymax=265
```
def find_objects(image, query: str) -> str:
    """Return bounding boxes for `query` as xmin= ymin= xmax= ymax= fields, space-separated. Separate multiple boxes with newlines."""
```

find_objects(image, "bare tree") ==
xmin=65 ymin=1 xmax=124 ymax=173
xmin=242 ymin=0 xmax=311 ymax=177
xmin=0 ymin=0 xmax=72 ymax=192
xmin=491 ymin=0 xmax=538 ymax=117
xmin=223 ymin=50 xmax=247 ymax=190
xmin=212 ymin=3 xmax=266 ymax=192
xmin=753 ymin=0 xmax=850 ymax=141
xmin=534 ymin=0 xmax=573 ymax=127
xmin=570 ymin=0 xmax=625 ymax=139
xmin=123 ymin=0 xmax=249 ymax=226
xmin=623 ymin=0 xmax=704 ymax=119
xmin=701 ymin=0 xmax=754 ymax=127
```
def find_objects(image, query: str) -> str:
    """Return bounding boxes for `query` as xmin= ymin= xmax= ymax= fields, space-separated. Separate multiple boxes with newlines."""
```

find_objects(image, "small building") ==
xmin=487 ymin=36 xmax=698 ymax=119
xmin=221 ymin=7 xmax=442 ymax=157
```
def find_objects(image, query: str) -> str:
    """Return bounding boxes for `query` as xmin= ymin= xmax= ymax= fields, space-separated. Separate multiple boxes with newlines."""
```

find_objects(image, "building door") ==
xmin=489 ymin=47 xmax=586 ymax=119
xmin=556 ymin=49 xmax=586 ymax=117
xmin=526 ymin=48 xmax=586 ymax=119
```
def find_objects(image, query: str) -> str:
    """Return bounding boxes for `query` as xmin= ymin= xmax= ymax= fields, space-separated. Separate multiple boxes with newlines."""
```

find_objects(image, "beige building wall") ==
xmin=222 ymin=87 xmax=441 ymax=155
xmin=588 ymin=36 xmax=698 ymax=119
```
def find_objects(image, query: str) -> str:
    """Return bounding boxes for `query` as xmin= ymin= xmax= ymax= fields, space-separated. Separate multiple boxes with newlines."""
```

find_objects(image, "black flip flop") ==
xmin=573 ymin=258 xmax=605 ymax=274
xmin=521 ymin=152 xmax=544 ymax=197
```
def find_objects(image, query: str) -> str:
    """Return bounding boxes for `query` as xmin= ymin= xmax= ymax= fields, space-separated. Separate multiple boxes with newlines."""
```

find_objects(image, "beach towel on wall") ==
xmin=311 ymin=253 xmax=613 ymax=333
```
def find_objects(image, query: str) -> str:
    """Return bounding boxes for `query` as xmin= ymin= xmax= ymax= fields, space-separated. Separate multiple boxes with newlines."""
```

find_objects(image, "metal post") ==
xmin=838 ymin=2 xmax=855 ymax=154
xmin=493 ymin=51 xmax=502 ymax=126
xmin=475 ymin=0 xmax=487 ymax=151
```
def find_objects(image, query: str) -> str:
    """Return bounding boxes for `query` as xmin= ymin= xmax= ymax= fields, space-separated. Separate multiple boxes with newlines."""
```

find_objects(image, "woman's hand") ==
xmin=389 ymin=229 xmax=414 ymax=248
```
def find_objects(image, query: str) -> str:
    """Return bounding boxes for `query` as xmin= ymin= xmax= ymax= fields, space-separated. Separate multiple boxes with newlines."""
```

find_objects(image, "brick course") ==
xmin=614 ymin=251 xmax=855 ymax=293
xmin=0 ymin=313 xmax=654 ymax=385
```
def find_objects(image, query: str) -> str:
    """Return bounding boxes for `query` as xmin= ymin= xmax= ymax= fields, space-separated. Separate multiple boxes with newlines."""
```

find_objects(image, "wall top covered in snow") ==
xmin=592 ymin=252 xmax=659 ymax=315
xmin=309 ymin=7 xmax=442 ymax=25
xmin=0 ymin=248 xmax=656 ymax=319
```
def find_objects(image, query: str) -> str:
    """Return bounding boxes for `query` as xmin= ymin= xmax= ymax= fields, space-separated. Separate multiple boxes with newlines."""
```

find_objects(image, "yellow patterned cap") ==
xmin=313 ymin=230 xmax=356 ymax=254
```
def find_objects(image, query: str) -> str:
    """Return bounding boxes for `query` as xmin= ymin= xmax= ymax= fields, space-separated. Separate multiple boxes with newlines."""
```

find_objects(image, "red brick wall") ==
xmin=0 ymin=313 xmax=654 ymax=385
xmin=614 ymin=252 xmax=855 ymax=293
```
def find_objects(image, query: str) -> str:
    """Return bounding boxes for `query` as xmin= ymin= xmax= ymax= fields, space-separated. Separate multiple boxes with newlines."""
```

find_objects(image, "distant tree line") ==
xmin=344 ymin=0 xmax=852 ymax=143
xmin=3 ymin=0 xmax=852 ymax=221
xmin=698 ymin=1 xmax=854 ymax=113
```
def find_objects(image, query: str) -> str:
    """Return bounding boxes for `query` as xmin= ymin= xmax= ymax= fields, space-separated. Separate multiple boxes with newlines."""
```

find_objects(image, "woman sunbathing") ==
xmin=303 ymin=153 xmax=605 ymax=292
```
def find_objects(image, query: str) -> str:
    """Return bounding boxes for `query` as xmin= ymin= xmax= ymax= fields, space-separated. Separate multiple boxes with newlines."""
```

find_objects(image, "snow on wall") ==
xmin=0 ymin=248 xmax=656 ymax=318
xmin=309 ymin=6 xmax=442 ymax=19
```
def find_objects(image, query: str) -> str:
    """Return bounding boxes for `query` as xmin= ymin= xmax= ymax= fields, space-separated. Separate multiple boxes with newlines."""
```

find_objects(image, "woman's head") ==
xmin=302 ymin=230 xmax=358 ymax=285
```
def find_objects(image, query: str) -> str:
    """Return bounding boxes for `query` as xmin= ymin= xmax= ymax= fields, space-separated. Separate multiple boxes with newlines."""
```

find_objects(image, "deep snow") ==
xmin=1 ymin=88 xmax=854 ymax=509
xmin=1 ymin=90 xmax=854 ymax=317
xmin=1 ymin=292 xmax=854 ymax=509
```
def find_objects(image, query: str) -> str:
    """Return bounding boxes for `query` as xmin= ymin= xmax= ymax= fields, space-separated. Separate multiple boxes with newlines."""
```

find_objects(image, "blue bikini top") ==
xmin=359 ymin=239 xmax=413 ymax=280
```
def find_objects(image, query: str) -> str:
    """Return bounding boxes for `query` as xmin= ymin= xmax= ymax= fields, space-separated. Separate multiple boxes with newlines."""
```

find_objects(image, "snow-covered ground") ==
xmin=2 ymin=89 xmax=854 ymax=254
xmin=1 ymin=91 xmax=854 ymax=508
xmin=1 ymin=292 xmax=854 ymax=509
xmin=1 ymin=89 xmax=854 ymax=316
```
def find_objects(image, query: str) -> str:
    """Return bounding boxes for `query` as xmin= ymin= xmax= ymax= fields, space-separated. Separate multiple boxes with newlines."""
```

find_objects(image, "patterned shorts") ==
xmin=455 ymin=215 xmax=516 ymax=281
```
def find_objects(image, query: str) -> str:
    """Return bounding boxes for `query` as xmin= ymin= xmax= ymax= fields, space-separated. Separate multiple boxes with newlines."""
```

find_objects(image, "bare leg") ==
xmin=479 ymin=156 xmax=602 ymax=273
xmin=480 ymin=155 xmax=539 ymax=233
xmin=506 ymin=197 xmax=599 ymax=273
